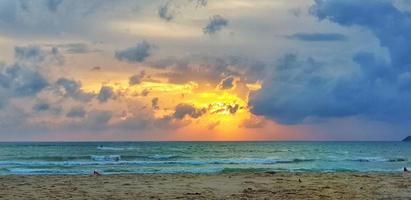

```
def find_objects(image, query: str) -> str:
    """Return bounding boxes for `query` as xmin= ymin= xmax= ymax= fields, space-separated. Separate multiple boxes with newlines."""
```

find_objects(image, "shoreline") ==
xmin=1 ymin=172 xmax=410 ymax=199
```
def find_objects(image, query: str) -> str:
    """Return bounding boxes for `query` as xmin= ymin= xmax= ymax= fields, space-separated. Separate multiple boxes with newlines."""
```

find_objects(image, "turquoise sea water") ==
xmin=0 ymin=142 xmax=410 ymax=175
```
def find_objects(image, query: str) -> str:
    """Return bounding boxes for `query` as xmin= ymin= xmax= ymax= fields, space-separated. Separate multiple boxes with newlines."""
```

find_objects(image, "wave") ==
xmin=97 ymin=146 xmax=137 ymax=151
xmin=12 ymin=156 xmax=90 ymax=161
xmin=0 ymin=158 xmax=315 ymax=167
xmin=2 ymin=166 xmax=405 ymax=175
xmin=6 ymin=168 xmax=86 ymax=175
xmin=148 ymin=154 xmax=181 ymax=160
xmin=0 ymin=156 xmax=407 ymax=169
xmin=97 ymin=147 xmax=126 ymax=151
xmin=91 ymin=155 xmax=121 ymax=162
xmin=348 ymin=157 xmax=407 ymax=163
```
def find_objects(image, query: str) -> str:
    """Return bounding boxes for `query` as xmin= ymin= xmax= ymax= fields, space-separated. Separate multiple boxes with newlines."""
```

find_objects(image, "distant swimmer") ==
xmin=404 ymin=167 xmax=409 ymax=173
xmin=93 ymin=170 xmax=102 ymax=176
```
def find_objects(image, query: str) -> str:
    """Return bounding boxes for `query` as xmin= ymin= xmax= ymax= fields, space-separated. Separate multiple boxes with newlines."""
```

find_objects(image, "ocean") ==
xmin=0 ymin=142 xmax=410 ymax=175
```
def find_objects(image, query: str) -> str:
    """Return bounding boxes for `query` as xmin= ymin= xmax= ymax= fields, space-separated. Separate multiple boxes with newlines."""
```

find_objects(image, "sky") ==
xmin=0 ymin=0 xmax=411 ymax=141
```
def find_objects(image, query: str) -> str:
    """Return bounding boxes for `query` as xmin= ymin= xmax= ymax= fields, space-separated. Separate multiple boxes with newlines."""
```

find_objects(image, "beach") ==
xmin=1 ymin=172 xmax=410 ymax=199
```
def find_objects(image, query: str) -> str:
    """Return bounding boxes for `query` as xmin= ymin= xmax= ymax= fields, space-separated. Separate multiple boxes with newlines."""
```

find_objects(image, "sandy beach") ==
xmin=0 ymin=172 xmax=410 ymax=199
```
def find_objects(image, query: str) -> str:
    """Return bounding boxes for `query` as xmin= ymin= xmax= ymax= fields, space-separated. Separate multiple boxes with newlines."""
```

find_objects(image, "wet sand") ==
xmin=0 ymin=173 xmax=410 ymax=199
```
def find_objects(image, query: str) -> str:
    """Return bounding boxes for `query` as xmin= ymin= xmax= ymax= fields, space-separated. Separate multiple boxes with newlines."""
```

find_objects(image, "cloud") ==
xmin=97 ymin=86 xmax=115 ymax=103
xmin=32 ymin=102 xmax=50 ymax=112
xmin=15 ymin=46 xmax=47 ymax=63
xmin=151 ymin=56 xmax=264 ymax=85
xmin=151 ymin=97 xmax=159 ymax=110
xmin=240 ymin=117 xmax=266 ymax=129
xmin=190 ymin=0 xmax=207 ymax=7
xmin=158 ymin=0 xmax=207 ymax=21
xmin=66 ymin=106 xmax=86 ymax=118
xmin=158 ymin=1 xmax=175 ymax=21
xmin=0 ymin=64 xmax=49 ymax=97
xmin=203 ymin=15 xmax=228 ymax=35
xmin=90 ymin=66 xmax=101 ymax=71
xmin=218 ymin=76 xmax=236 ymax=90
xmin=173 ymin=103 xmax=206 ymax=119
xmin=83 ymin=110 xmax=112 ymax=130
xmin=54 ymin=43 xmax=96 ymax=54
xmin=55 ymin=78 xmax=94 ymax=102
xmin=207 ymin=121 xmax=219 ymax=130
xmin=46 ymin=0 xmax=64 ymax=12
xmin=311 ymin=0 xmax=411 ymax=70
xmin=248 ymin=0 xmax=411 ymax=125
xmin=227 ymin=104 xmax=239 ymax=114
xmin=129 ymin=71 xmax=145 ymax=85
xmin=14 ymin=45 xmax=64 ymax=65
xmin=32 ymin=100 xmax=62 ymax=114
xmin=115 ymin=41 xmax=152 ymax=63
xmin=140 ymin=88 xmax=150 ymax=96
xmin=287 ymin=33 xmax=348 ymax=42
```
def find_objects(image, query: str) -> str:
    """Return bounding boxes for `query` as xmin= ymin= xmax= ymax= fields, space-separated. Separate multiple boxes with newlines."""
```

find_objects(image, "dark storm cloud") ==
xmin=287 ymin=33 xmax=348 ymax=42
xmin=115 ymin=41 xmax=152 ymax=63
xmin=55 ymin=78 xmax=95 ymax=102
xmin=250 ymin=0 xmax=411 ymax=124
xmin=203 ymin=15 xmax=228 ymax=35
xmin=97 ymin=86 xmax=115 ymax=103
xmin=311 ymin=0 xmax=411 ymax=71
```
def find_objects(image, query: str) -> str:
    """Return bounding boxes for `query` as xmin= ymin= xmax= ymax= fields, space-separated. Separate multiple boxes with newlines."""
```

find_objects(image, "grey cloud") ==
xmin=84 ymin=110 xmax=112 ymax=130
xmin=151 ymin=97 xmax=159 ymax=110
xmin=97 ymin=86 xmax=115 ymax=103
xmin=203 ymin=15 xmax=228 ymax=35
xmin=129 ymin=71 xmax=145 ymax=85
xmin=46 ymin=0 xmax=64 ymax=12
xmin=15 ymin=45 xmax=64 ymax=66
xmin=240 ymin=117 xmax=266 ymax=129
xmin=218 ymin=76 xmax=235 ymax=90
xmin=190 ymin=0 xmax=207 ymax=7
xmin=32 ymin=102 xmax=50 ymax=112
xmin=90 ymin=66 xmax=101 ymax=71
xmin=32 ymin=101 xmax=62 ymax=115
xmin=15 ymin=46 xmax=46 ymax=63
xmin=173 ymin=103 xmax=206 ymax=119
xmin=249 ymin=51 xmax=411 ymax=125
xmin=227 ymin=104 xmax=239 ymax=114
xmin=115 ymin=41 xmax=152 ymax=63
xmin=152 ymin=56 xmax=264 ymax=85
xmin=66 ymin=106 xmax=86 ymax=118
xmin=158 ymin=0 xmax=207 ymax=21
xmin=158 ymin=1 xmax=175 ymax=21
xmin=287 ymin=33 xmax=348 ymax=42
xmin=54 ymin=43 xmax=95 ymax=54
xmin=55 ymin=78 xmax=95 ymax=102
xmin=0 ymin=64 xmax=49 ymax=97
